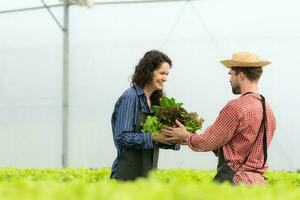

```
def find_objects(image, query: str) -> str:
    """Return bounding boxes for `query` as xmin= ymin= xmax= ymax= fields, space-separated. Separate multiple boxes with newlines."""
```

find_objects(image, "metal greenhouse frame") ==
xmin=0 ymin=0 xmax=203 ymax=167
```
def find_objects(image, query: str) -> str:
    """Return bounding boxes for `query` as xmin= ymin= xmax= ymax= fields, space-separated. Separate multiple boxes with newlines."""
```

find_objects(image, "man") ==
xmin=162 ymin=52 xmax=276 ymax=185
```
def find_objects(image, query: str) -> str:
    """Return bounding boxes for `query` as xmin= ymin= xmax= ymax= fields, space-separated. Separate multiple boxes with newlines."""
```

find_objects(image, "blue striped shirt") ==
xmin=110 ymin=84 xmax=179 ymax=178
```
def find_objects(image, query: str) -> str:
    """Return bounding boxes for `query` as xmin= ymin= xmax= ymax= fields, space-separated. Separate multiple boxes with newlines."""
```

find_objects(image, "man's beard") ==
xmin=231 ymin=84 xmax=241 ymax=94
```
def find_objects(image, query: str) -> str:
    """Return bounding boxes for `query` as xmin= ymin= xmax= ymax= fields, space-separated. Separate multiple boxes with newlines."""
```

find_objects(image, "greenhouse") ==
xmin=0 ymin=0 xmax=299 ymax=199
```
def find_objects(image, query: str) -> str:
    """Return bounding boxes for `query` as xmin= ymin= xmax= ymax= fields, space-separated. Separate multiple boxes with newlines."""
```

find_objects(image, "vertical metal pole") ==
xmin=62 ymin=1 xmax=69 ymax=168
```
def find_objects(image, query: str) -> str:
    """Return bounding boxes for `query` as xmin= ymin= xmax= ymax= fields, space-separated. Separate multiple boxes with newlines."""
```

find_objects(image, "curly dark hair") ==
xmin=131 ymin=50 xmax=172 ymax=106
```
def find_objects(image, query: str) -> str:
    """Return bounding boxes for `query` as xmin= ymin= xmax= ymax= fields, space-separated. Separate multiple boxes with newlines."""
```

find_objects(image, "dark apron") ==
xmin=115 ymin=97 xmax=159 ymax=181
xmin=213 ymin=93 xmax=268 ymax=184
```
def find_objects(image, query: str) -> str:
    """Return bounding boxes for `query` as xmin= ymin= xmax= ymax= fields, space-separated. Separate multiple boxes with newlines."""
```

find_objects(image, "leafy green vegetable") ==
xmin=140 ymin=116 xmax=163 ymax=136
xmin=141 ymin=96 xmax=204 ymax=135
xmin=1 ymin=168 xmax=299 ymax=200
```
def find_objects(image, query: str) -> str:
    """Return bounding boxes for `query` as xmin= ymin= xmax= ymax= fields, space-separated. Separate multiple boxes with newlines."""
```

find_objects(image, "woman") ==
xmin=110 ymin=50 xmax=180 ymax=180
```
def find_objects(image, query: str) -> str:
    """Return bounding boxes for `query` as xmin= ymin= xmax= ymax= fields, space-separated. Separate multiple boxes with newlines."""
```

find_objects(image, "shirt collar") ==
xmin=133 ymin=84 xmax=154 ymax=114
xmin=133 ymin=84 xmax=145 ymax=96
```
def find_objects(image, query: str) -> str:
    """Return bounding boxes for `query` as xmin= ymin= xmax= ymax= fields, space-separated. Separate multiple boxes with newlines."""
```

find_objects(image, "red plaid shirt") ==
xmin=187 ymin=93 xmax=276 ymax=185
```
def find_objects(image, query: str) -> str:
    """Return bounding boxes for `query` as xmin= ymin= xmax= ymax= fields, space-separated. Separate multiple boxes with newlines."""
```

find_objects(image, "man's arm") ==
xmin=187 ymin=103 xmax=239 ymax=151
xmin=162 ymin=102 xmax=239 ymax=152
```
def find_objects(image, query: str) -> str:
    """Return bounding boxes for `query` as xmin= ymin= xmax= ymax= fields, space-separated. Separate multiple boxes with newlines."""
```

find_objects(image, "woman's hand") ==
xmin=152 ymin=133 xmax=172 ymax=145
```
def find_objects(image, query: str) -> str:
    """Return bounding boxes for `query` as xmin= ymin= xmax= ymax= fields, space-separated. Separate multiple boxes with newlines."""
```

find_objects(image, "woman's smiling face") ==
xmin=148 ymin=62 xmax=170 ymax=91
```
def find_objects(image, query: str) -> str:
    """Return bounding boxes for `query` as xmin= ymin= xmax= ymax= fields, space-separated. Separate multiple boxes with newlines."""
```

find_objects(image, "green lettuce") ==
xmin=141 ymin=96 xmax=204 ymax=135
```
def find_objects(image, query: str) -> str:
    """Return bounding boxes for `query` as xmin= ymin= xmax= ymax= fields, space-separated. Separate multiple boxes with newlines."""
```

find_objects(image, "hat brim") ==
xmin=220 ymin=60 xmax=271 ymax=68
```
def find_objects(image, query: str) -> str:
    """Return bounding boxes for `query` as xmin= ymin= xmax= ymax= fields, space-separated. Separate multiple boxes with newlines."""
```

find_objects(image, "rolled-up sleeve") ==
xmin=114 ymin=94 xmax=153 ymax=149
xmin=158 ymin=143 xmax=181 ymax=150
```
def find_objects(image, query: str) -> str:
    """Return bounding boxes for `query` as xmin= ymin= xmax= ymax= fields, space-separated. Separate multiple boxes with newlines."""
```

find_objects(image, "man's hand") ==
xmin=161 ymin=120 xmax=192 ymax=144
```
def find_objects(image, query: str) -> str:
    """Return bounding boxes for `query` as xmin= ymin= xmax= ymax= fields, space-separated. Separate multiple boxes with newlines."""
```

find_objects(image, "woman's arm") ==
xmin=114 ymin=94 xmax=153 ymax=149
xmin=157 ymin=143 xmax=180 ymax=150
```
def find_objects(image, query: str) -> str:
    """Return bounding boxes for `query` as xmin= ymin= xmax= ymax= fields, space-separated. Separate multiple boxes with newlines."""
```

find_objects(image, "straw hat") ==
xmin=220 ymin=52 xmax=271 ymax=68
